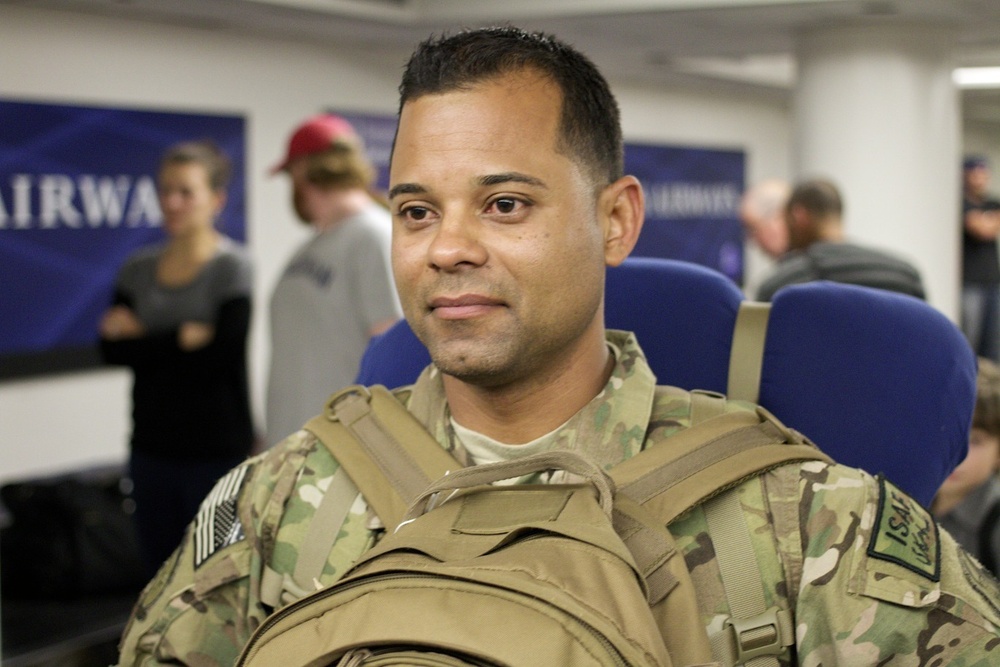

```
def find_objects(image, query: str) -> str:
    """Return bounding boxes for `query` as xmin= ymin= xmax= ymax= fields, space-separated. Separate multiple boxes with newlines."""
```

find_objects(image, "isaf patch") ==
xmin=868 ymin=476 xmax=940 ymax=581
xmin=193 ymin=465 xmax=248 ymax=568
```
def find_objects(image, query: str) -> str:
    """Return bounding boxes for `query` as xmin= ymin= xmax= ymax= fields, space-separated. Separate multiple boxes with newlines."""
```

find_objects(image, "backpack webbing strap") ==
xmin=263 ymin=386 xmax=457 ymax=609
xmin=304 ymin=385 xmax=460 ymax=531
xmin=704 ymin=492 xmax=793 ymax=667
xmin=722 ymin=301 xmax=796 ymax=665
xmin=293 ymin=466 xmax=358 ymax=586
xmin=727 ymin=301 xmax=771 ymax=403
xmin=614 ymin=402 xmax=828 ymax=667
xmin=260 ymin=465 xmax=358 ymax=609
xmin=610 ymin=497 xmax=680 ymax=604
xmin=614 ymin=408 xmax=830 ymax=527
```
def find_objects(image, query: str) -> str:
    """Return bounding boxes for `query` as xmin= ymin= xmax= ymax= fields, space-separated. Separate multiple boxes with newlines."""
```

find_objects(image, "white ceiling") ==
xmin=8 ymin=0 xmax=1000 ymax=124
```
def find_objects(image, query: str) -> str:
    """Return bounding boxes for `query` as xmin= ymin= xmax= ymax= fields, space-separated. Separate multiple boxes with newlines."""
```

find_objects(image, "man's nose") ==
xmin=427 ymin=212 xmax=488 ymax=271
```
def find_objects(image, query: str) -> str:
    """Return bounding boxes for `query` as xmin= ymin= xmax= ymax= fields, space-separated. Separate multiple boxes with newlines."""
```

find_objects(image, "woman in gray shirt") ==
xmin=99 ymin=140 xmax=254 ymax=576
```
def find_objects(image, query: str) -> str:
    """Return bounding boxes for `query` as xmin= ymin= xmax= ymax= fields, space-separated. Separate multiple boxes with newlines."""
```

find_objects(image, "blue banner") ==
xmin=0 ymin=99 xmax=246 ymax=378
xmin=333 ymin=109 xmax=397 ymax=192
xmin=625 ymin=142 xmax=744 ymax=283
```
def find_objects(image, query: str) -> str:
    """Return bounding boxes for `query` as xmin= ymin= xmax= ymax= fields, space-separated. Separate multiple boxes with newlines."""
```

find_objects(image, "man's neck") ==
xmin=965 ymin=188 xmax=986 ymax=205
xmin=442 ymin=328 xmax=614 ymax=445
xmin=816 ymin=221 xmax=844 ymax=244
xmin=312 ymin=189 xmax=373 ymax=232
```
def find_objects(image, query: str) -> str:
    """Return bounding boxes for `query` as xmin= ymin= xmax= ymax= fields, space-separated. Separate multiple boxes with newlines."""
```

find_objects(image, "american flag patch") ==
xmin=193 ymin=465 xmax=248 ymax=568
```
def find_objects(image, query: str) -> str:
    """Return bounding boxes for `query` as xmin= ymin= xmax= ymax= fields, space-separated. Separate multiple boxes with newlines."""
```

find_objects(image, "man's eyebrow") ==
xmin=479 ymin=172 xmax=547 ymax=189
xmin=387 ymin=183 xmax=427 ymax=200
xmin=388 ymin=173 xmax=547 ymax=200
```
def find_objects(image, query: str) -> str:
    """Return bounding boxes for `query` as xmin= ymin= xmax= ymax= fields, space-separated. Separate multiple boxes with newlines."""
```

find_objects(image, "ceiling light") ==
xmin=953 ymin=67 xmax=1000 ymax=88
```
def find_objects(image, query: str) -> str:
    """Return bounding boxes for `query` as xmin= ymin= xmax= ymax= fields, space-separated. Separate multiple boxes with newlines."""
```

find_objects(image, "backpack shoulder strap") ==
xmin=304 ymin=385 xmax=461 ymax=530
xmin=727 ymin=301 xmax=771 ymax=404
xmin=613 ymin=398 xmax=830 ymax=526
xmin=719 ymin=300 xmax=797 ymax=666
xmin=262 ymin=385 xmax=460 ymax=609
xmin=612 ymin=391 xmax=832 ymax=667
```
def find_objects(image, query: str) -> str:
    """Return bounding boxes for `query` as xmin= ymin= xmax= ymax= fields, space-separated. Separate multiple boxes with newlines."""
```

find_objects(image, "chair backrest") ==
xmin=355 ymin=258 xmax=975 ymax=506
xmin=757 ymin=281 xmax=974 ymax=507
xmin=355 ymin=316 xmax=430 ymax=391
xmin=604 ymin=257 xmax=743 ymax=394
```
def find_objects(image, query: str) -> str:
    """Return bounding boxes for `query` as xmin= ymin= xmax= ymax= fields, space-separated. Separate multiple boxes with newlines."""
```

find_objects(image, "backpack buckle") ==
xmin=725 ymin=606 xmax=792 ymax=663
xmin=325 ymin=385 xmax=373 ymax=423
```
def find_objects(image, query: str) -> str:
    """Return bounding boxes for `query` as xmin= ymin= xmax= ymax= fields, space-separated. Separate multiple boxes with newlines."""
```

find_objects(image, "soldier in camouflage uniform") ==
xmin=116 ymin=26 xmax=1000 ymax=666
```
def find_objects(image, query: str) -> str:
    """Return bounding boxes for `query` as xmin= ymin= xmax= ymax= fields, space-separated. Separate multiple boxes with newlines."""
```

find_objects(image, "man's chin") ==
xmin=435 ymin=358 xmax=503 ymax=385
xmin=429 ymin=344 xmax=514 ymax=388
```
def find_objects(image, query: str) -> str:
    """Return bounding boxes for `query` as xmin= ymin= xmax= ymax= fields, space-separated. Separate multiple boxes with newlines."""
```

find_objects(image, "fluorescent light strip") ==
xmin=953 ymin=67 xmax=1000 ymax=88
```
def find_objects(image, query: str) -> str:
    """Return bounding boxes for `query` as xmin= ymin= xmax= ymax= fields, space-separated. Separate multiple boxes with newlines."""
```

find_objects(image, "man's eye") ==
xmin=487 ymin=197 xmax=527 ymax=216
xmin=495 ymin=198 xmax=517 ymax=214
xmin=404 ymin=206 xmax=429 ymax=221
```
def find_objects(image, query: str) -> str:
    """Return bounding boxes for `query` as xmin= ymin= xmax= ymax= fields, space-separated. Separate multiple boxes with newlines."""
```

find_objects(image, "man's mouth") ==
xmin=429 ymin=294 xmax=505 ymax=320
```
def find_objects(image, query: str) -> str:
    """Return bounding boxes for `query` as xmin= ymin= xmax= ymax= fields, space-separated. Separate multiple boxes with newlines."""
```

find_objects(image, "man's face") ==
xmin=288 ymin=159 xmax=335 ymax=225
xmin=965 ymin=166 xmax=991 ymax=197
xmin=389 ymin=71 xmax=609 ymax=387
xmin=741 ymin=210 xmax=788 ymax=259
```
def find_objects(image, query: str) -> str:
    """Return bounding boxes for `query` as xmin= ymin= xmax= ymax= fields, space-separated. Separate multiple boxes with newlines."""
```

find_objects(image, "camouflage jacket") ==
xmin=116 ymin=331 xmax=1000 ymax=666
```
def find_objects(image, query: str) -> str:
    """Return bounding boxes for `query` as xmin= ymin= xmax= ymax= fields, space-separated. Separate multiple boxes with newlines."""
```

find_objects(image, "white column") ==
xmin=793 ymin=23 xmax=960 ymax=319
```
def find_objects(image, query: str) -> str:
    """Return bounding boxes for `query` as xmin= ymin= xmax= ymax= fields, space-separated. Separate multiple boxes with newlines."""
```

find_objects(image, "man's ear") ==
xmin=600 ymin=175 xmax=644 ymax=267
xmin=213 ymin=190 xmax=228 ymax=219
xmin=788 ymin=203 xmax=809 ymax=229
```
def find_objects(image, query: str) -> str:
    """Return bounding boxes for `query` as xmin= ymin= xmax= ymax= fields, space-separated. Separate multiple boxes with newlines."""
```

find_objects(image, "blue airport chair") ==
xmin=757 ymin=281 xmax=975 ymax=507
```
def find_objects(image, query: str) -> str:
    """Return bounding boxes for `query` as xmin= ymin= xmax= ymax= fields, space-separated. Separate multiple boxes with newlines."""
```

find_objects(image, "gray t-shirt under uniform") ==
xmin=266 ymin=204 xmax=400 ymax=446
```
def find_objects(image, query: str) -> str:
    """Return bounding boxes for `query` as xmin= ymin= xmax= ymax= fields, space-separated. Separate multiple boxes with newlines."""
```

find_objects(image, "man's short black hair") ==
xmin=398 ymin=25 xmax=623 ymax=186
xmin=786 ymin=179 xmax=843 ymax=220
xmin=964 ymin=155 xmax=989 ymax=171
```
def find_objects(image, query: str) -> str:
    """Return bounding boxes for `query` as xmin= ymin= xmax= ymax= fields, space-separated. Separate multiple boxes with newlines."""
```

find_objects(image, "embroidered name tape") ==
xmin=868 ymin=476 xmax=940 ymax=582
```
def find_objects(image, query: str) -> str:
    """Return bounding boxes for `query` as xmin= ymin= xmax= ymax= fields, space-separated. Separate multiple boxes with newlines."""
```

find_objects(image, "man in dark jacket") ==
xmin=756 ymin=178 xmax=926 ymax=302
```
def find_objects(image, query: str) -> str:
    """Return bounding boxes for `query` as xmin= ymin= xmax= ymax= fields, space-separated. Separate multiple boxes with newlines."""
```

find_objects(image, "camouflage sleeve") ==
xmin=794 ymin=460 xmax=1000 ymax=664
xmin=115 ymin=432 xmax=316 ymax=666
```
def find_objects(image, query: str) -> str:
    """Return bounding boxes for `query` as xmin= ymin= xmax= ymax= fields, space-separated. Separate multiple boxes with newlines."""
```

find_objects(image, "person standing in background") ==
xmin=266 ymin=114 xmax=400 ymax=446
xmin=755 ymin=178 xmax=926 ymax=302
xmin=932 ymin=356 xmax=1000 ymax=577
xmin=960 ymin=156 xmax=1000 ymax=363
xmin=739 ymin=178 xmax=789 ymax=297
xmin=99 ymin=140 xmax=255 ymax=577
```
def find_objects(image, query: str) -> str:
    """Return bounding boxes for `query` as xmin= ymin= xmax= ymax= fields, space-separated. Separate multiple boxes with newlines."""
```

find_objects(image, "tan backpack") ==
xmin=241 ymin=384 xmax=831 ymax=667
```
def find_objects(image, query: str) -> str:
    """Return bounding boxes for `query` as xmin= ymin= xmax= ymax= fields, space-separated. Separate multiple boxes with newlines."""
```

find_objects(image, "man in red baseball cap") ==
xmin=265 ymin=114 xmax=401 ymax=447
xmin=269 ymin=114 xmax=357 ymax=175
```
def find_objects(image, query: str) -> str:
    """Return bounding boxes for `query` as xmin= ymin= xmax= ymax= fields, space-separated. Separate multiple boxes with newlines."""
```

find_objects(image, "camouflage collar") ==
xmin=405 ymin=330 xmax=657 ymax=469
